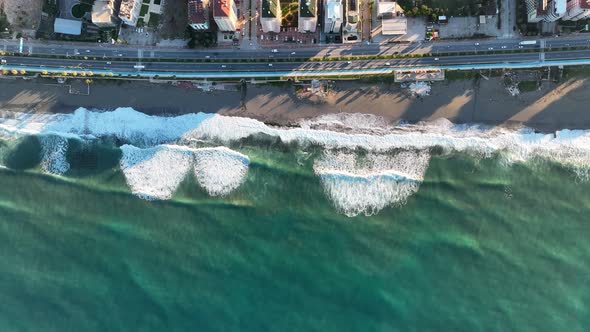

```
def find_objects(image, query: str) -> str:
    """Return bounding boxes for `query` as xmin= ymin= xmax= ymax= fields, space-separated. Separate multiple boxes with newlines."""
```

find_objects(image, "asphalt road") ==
xmin=3 ymin=49 xmax=588 ymax=74
xmin=2 ymin=35 xmax=590 ymax=61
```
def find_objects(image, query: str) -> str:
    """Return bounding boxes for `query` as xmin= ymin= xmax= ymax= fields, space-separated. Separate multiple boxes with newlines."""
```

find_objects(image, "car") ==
xmin=291 ymin=52 xmax=296 ymax=55
xmin=85 ymin=50 xmax=90 ymax=53
xmin=501 ymin=45 xmax=507 ymax=49
xmin=1 ymin=59 xmax=6 ymax=64
xmin=106 ymin=61 xmax=111 ymax=65
xmin=271 ymin=49 xmax=278 ymax=53
xmin=488 ymin=47 xmax=493 ymax=50
xmin=205 ymin=55 xmax=210 ymax=59
xmin=474 ymin=42 xmax=480 ymax=46
xmin=518 ymin=45 xmax=523 ymax=49
xmin=394 ymin=51 xmax=399 ymax=55
xmin=385 ymin=62 xmax=391 ymax=66
xmin=118 ymin=54 xmax=123 ymax=56
xmin=221 ymin=65 xmax=226 ymax=68
xmin=268 ymin=63 xmax=273 ymax=67
xmin=347 ymin=61 xmax=352 ymax=64
xmin=434 ymin=57 xmax=439 ymax=61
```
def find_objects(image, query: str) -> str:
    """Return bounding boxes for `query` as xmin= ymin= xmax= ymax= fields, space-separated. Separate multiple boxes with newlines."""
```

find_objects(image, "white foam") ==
xmin=314 ymin=150 xmax=430 ymax=217
xmin=38 ymin=134 xmax=70 ymax=175
xmin=120 ymin=145 xmax=194 ymax=200
xmin=2 ymin=108 xmax=590 ymax=178
xmin=0 ymin=108 xmax=214 ymax=145
xmin=120 ymin=145 xmax=249 ymax=200
xmin=193 ymin=147 xmax=250 ymax=196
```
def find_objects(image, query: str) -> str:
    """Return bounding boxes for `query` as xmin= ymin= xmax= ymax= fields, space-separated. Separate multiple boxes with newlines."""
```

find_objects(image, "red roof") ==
xmin=213 ymin=0 xmax=232 ymax=17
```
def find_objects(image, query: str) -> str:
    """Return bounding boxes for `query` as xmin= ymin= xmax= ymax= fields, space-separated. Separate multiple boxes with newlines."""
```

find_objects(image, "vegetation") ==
xmin=71 ymin=3 xmax=92 ymax=19
xmin=518 ymin=81 xmax=538 ymax=92
xmin=0 ymin=8 xmax=10 ymax=33
xmin=281 ymin=2 xmax=298 ymax=28
xmin=397 ymin=0 xmax=496 ymax=18
xmin=186 ymin=28 xmax=216 ymax=48
xmin=148 ymin=13 xmax=160 ymax=27
xmin=139 ymin=4 xmax=149 ymax=17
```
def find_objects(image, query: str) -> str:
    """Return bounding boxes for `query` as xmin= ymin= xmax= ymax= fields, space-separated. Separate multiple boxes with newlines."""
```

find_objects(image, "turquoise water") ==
xmin=1 ymin=135 xmax=590 ymax=331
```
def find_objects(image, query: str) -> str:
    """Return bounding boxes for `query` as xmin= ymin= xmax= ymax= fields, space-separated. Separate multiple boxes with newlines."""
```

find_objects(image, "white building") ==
xmin=260 ymin=0 xmax=281 ymax=33
xmin=213 ymin=0 xmax=238 ymax=32
xmin=564 ymin=0 xmax=590 ymax=21
xmin=324 ymin=0 xmax=343 ymax=34
xmin=343 ymin=0 xmax=360 ymax=42
xmin=545 ymin=0 xmax=567 ymax=21
xmin=92 ymin=0 xmax=119 ymax=28
xmin=54 ymin=18 xmax=82 ymax=35
xmin=298 ymin=0 xmax=317 ymax=33
xmin=119 ymin=0 xmax=142 ymax=26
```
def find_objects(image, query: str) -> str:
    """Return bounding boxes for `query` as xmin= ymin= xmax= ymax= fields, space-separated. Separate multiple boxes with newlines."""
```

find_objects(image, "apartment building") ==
xmin=213 ymin=0 xmax=238 ymax=32
xmin=298 ymin=0 xmax=317 ymax=33
xmin=92 ymin=0 xmax=119 ymax=28
xmin=324 ymin=0 xmax=343 ymax=34
xmin=260 ymin=0 xmax=281 ymax=33
xmin=564 ymin=0 xmax=590 ymax=20
xmin=119 ymin=0 xmax=142 ymax=26
xmin=189 ymin=0 xmax=211 ymax=31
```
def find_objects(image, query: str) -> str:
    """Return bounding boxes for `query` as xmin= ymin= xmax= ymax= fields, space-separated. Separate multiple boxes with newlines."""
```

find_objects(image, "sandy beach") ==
xmin=1 ymin=75 xmax=590 ymax=132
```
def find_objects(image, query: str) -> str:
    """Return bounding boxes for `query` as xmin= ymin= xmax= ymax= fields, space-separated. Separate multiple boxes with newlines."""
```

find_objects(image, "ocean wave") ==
xmin=2 ymin=109 xmax=590 ymax=172
xmin=314 ymin=150 xmax=430 ymax=217
xmin=120 ymin=145 xmax=249 ymax=200
xmin=38 ymin=134 xmax=71 ymax=175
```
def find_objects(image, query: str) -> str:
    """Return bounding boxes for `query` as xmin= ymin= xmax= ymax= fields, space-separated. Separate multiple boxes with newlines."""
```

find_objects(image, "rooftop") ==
xmin=261 ymin=0 xmax=279 ymax=18
xmin=54 ymin=18 xmax=82 ymax=35
xmin=582 ymin=0 xmax=590 ymax=9
xmin=213 ymin=0 xmax=233 ymax=17
xmin=188 ymin=0 xmax=209 ymax=24
xmin=119 ymin=0 xmax=137 ymax=19
xmin=92 ymin=0 xmax=116 ymax=24
xmin=300 ymin=0 xmax=316 ymax=17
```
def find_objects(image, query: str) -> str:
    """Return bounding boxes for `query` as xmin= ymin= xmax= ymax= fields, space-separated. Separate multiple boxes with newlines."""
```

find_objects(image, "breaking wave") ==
xmin=314 ymin=150 xmax=430 ymax=217
xmin=120 ymin=145 xmax=249 ymax=200
xmin=38 ymin=134 xmax=71 ymax=175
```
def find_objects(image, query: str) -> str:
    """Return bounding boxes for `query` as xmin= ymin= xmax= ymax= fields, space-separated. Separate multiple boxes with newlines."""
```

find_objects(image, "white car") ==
xmin=291 ymin=52 xmax=296 ymax=55
xmin=106 ymin=61 xmax=111 ymax=65
xmin=221 ymin=65 xmax=226 ymax=68
xmin=434 ymin=57 xmax=439 ymax=61
xmin=501 ymin=45 xmax=507 ymax=49
xmin=271 ymin=49 xmax=278 ymax=53
xmin=385 ymin=62 xmax=391 ymax=66
xmin=268 ymin=63 xmax=273 ymax=67
xmin=474 ymin=42 xmax=480 ymax=46
xmin=488 ymin=47 xmax=493 ymax=50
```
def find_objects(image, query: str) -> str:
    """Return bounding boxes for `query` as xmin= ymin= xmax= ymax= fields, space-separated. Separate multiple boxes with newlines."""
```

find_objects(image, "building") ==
xmin=119 ymin=0 xmax=142 ymax=26
xmin=526 ymin=0 xmax=567 ymax=22
xmin=564 ymin=0 xmax=590 ymax=20
xmin=378 ymin=1 xmax=406 ymax=35
xmin=188 ymin=0 xmax=211 ymax=31
xmin=324 ymin=0 xmax=343 ymax=34
xmin=545 ymin=0 xmax=567 ymax=21
xmin=213 ymin=0 xmax=238 ymax=32
xmin=260 ymin=0 xmax=281 ymax=33
xmin=298 ymin=0 xmax=317 ymax=32
xmin=54 ymin=18 xmax=82 ymax=35
xmin=92 ymin=0 xmax=119 ymax=28
xmin=343 ymin=0 xmax=360 ymax=42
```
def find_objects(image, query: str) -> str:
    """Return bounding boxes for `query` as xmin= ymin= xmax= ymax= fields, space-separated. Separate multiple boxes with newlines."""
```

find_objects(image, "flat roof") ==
xmin=92 ymin=0 xmax=115 ymax=24
xmin=188 ymin=0 xmax=209 ymax=24
xmin=261 ymin=0 xmax=279 ymax=18
xmin=54 ymin=18 xmax=82 ymax=35
xmin=213 ymin=0 xmax=233 ymax=17
xmin=300 ymin=0 xmax=316 ymax=18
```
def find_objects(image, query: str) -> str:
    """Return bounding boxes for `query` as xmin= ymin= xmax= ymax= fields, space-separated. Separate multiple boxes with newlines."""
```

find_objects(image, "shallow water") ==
xmin=0 ymin=110 xmax=589 ymax=331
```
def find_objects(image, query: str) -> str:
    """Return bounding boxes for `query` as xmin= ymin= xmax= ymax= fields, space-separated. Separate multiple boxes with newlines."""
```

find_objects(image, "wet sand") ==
xmin=1 ymin=76 xmax=590 ymax=132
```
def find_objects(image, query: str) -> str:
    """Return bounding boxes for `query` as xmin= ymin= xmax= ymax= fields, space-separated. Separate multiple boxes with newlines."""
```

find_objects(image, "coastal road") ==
xmin=2 ymin=35 xmax=590 ymax=61
xmin=3 ymin=50 xmax=589 ymax=74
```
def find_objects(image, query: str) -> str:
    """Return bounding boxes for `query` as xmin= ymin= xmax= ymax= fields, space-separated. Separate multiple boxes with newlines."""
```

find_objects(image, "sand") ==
xmin=1 ymin=76 xmax=590 ymax=132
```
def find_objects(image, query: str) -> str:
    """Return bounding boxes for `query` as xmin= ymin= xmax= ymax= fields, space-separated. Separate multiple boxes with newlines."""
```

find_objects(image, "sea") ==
xmin=0 ymin=108 xmax=589 ymax=331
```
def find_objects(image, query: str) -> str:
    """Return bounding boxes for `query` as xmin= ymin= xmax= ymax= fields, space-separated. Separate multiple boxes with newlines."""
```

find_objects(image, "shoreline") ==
xmin=1 ymin=76 xmax=590 ymax=133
